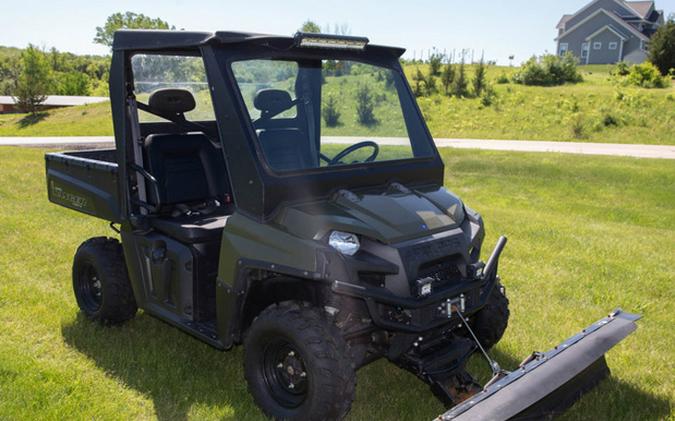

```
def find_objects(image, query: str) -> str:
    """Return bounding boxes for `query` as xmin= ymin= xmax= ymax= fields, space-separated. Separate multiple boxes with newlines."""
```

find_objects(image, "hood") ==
xmin=277 ymin=185 xmax=465 ymax=244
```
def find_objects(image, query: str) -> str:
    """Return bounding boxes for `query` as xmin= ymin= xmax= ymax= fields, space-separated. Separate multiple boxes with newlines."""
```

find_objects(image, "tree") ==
xmin=424 ymin=72 xmax=437 ymax=96
xmin=648 ymin=15 xmax=675 ymax=75
xmin=356 ymin=84 xmax=376 ymax=125
xmin=94 ymin=12 xmax=173 ymax=47
xmin=12 ymin=45 xmax=52 ymax=114
xmin=300 ymin=20 xmax=321 ymax=33
xmin=472 ymin=57 xmax=487 ymax=97
xmin=428 ymin=52 xmax=443 ymax=76
xmin=452 ymin=59 xmax=469 ymax=97
xmin=322 ymin=95 xmax=341 ymax=127
xmin=412 ymin=68 xmax=425 ymax=97
xmin=441 ymin=63 xmax=455 ymax=95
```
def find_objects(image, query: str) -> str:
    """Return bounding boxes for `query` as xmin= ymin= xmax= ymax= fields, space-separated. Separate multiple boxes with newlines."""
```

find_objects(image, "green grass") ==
xmin=0 ymin=146 xmax=673 ymax=420
xmin=1 ymin=64 xmax=673 ymax=145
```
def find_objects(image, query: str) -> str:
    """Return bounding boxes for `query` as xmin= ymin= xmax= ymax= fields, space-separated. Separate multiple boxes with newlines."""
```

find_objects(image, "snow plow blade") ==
xmin=436 ymin=309 xmax=640 ymax=421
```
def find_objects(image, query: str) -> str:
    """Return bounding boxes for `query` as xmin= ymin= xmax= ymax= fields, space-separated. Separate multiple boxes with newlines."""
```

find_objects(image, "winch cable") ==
xmin=455 ymin=310 xmax=505 ymax=377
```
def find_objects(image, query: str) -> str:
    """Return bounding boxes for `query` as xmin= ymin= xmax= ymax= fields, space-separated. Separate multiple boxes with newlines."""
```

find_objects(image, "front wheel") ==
xmin=72 ymin=237 xmax=137 ymax=324
xmin=244 ymin=303 xmax=356 ymax=421
xmin=467 ymin=282 xmax=510 ymax=350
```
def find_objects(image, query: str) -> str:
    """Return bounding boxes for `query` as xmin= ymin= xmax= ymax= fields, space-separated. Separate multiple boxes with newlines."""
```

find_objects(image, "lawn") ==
xmin=0 ymin=146 xmax=673 ymax=420
xmin=1 ymin=64 xmax=673 ymax=145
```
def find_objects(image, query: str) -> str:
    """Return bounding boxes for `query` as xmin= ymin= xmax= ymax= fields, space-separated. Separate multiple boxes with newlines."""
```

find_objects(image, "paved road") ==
xmin=1 ymin=136 xmax=674 ymax=159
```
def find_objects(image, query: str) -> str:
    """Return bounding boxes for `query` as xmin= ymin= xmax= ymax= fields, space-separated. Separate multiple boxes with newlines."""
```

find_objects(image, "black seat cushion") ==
xmin=149 ymin=209 xmax=230 ymax=243
xmin=144 ymin=133 xmax=229 ymax=209
xmin=257 ymin=128 xmax=316 ymax=171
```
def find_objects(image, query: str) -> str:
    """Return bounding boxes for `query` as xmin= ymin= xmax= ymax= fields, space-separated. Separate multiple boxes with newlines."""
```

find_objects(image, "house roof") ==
xmin=556 ymin=8 xmax=650 ymax=41
xmin=0 ymin=95 xmax=109 ymax=106
xmin=557 ymin=14 xmax=573 ymax=29
xmin=623 ymin=1 xmax=654 ymax=18
xmin=585 ymin=25 xmax=629 ymax=41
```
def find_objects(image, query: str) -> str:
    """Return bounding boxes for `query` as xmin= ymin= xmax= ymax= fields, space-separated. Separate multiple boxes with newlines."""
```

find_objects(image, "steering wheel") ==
xmin=328 ymin=141 xmax=380 ymax=166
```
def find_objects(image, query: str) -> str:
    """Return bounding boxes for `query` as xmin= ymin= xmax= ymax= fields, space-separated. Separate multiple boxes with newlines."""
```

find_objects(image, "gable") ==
xmin=557 ymin=8 xmax=650 ymax=41
xmin=565 ymin=0 xmax=638 ymax=29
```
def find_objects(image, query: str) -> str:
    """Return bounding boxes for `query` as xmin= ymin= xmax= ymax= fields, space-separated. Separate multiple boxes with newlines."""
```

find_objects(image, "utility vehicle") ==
xmin=46 ymin=30 xmax=639 ymax=420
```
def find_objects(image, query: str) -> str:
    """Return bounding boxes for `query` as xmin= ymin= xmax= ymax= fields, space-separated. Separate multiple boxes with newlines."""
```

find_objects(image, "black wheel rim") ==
xmin=261 ymin=339 xmax=308 ymax=408
xmin=76 ymin=263 xmax=102 ymax=313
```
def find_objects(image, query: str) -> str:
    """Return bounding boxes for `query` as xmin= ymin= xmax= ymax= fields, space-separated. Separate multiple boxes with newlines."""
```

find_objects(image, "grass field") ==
xmin=1 ymin=64 xmax=673 ymax=145
xmin=0 ymin=146 xmax=673 ymax=420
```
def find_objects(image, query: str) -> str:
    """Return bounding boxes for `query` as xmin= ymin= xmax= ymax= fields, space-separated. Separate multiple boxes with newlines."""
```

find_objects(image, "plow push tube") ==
xmin=436 ymin=309 xmax=641 ymax=421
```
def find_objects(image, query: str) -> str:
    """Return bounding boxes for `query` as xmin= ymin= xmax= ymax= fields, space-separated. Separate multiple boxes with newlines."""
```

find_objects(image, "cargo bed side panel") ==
xmin=45 ymin=150 xmax=121 ymax=222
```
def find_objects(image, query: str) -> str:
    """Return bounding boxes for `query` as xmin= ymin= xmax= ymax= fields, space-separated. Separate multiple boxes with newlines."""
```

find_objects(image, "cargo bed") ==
xmin=45 ymin=149 xmax=121 ymax=222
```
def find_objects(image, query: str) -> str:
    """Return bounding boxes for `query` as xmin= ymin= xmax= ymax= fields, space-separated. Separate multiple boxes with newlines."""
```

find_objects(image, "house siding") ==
xmin=587 ymin=29 xmax=623 ymax=64
xmin=558 ymin=12 xmax=642 ymax=64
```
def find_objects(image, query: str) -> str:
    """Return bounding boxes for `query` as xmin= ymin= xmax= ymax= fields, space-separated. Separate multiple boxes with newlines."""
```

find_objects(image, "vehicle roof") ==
xmin=112 ymin=29 xmax=406 ymax=57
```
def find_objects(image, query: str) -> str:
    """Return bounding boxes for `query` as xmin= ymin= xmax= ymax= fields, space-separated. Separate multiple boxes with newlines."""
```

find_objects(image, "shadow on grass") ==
xmin=17 ymin=112 xmax=48 ymax=128
xmin=62 ymin=313 xmax=671 ymax=421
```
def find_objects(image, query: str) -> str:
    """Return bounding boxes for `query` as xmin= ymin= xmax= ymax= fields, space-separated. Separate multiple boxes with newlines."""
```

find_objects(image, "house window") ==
xmin=559 ymin=43 xmax=569 ymax=56
xmin=593 ymin=42 xmax=602 ymax=50
xmin=609 ymin=42 xmax=618 ymax=50
xmin=581 ymin=43 xmax=590 ymax=58
xmin=640 ymin=40 xmax=649 ymax=51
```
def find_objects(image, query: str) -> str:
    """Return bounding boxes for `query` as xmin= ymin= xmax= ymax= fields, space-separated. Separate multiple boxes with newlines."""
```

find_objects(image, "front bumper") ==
xmin=330 ymin=236 xmax=507 ymax=333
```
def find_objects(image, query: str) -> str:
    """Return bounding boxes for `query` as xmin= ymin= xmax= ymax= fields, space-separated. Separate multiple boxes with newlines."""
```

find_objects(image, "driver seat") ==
xmin=254 ymin=89 xmax=317 ymax=171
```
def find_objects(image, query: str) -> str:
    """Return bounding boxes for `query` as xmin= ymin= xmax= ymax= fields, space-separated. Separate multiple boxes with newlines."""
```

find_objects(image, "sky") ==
xmin=1 ymin=0 xmax=673 ymax=65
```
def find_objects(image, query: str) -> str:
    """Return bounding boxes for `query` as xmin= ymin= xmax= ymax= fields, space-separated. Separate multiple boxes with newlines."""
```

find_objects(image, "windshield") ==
xmin=230 ymin=58 xmax=432 ymax=172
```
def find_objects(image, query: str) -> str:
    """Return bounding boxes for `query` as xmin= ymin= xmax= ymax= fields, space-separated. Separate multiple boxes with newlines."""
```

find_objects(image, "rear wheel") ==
xmin=72 ymin=237 xmax=137 ymax=324
xmin=244 ymin=303 xmax=356 ymax=421
xmin=468 ymin=282 xmax=510 ymax=350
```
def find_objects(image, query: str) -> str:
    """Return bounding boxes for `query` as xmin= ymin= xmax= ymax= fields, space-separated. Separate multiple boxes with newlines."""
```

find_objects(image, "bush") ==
xmin=356 ymin=84 xmax=376 ymax=126
xmin=624 ymin=62 xmax=669 ymax=88
xmin=322 ymin=95 xmax=341 ymax=127
xmin=496 ymin=73 xmax=510 ymax=84
xmin=569 ymin=114 xmax=586 ymax=139
xmin=611 ymin=61 xmax=631 ymax=77
xmin=513 ymin=53 xmax=582 ymax=86
xmin=480 ymin=84 xmax=497 ymax=107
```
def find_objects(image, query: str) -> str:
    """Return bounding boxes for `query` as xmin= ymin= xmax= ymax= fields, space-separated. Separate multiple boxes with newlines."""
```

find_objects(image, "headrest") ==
xmin=148 ymin=88 xmax=196 ymax=114
xmin=254 ymin=89 xmax=293 ymax=115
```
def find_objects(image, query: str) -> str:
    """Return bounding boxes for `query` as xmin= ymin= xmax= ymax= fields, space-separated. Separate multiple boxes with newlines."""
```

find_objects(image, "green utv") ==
xmin=46 ymin=30 xmax=640 ymax=420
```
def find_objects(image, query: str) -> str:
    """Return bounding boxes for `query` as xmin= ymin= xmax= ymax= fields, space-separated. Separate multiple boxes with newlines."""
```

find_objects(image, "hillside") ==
xmin=0 ymin=65 xmax=673 ymax=145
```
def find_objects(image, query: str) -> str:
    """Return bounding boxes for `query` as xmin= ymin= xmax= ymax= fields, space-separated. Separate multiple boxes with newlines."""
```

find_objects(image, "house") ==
xmin=0 ymin=95 xmax=108 ymax=114
xmin=556 ymin=0 xmax=665 ymax=64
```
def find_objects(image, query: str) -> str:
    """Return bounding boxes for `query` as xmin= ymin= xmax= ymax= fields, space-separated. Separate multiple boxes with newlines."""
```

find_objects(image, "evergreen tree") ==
xmin=441 ymin=63 xmax=455 ymax=95
xmin=472 ymin=57 xmax=487 ymax=97
xmin=452 ymin=59 xmax=469 ymax=98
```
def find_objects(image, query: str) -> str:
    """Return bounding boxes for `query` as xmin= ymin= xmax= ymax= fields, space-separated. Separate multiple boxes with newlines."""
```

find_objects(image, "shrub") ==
xmin=355 ymin=84 xmax=376 ymax=126
xmin=624 ymin=62 xmax=669 ymax=88
xmin=480 ymin=84 xmax=497 ymax=107
xmin=513 ymin=53 xmax=582 ymax=86
xmin=322 ymin=95 xmax=341 ymax=127
xmin=496 ymin=73 xmax=510 ymax=84
xmin=601 ymin=112 xmax=620 ymax=127
xmin=611 ymin=61 xmax=631 ymax=77
xmin=569 ymin=114 xmax=586 ymax=139
xmin=472 ymin=57 xmax=487 ymax=96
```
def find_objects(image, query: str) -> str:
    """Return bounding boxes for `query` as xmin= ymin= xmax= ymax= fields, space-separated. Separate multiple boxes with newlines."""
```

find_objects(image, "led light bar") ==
xmin=294 ymin=32 xmax=369 ymax=50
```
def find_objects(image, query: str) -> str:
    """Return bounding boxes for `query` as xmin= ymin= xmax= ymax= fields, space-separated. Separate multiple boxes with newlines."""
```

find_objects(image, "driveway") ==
xmin=1 ymin=136 xmax=674 ymax=159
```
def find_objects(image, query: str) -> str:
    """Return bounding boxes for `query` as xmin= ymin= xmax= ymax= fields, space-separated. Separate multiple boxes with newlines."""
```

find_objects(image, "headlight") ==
xmin=328 ymin=231 xmax=360 ymax=256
